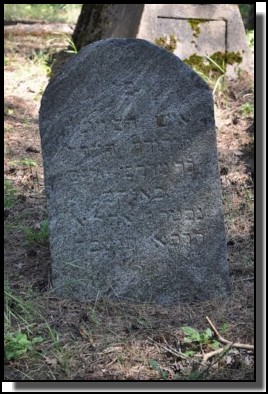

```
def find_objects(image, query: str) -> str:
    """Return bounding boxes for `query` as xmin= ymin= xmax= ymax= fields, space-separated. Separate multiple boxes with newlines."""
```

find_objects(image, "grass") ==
xmin=5 ymin=278 xmax=27 ymax=329
xmin=4 ymin=178 xmax=17 ymax=208
xmin=64 ymin=36 xmax=78 ymax=54
xmin=22 ymin=159 xmax=38 ymax=170
xmin=29 ymin=50 xmax=52 ymax=76
xmin=4 ymin=276 xmax=60 ymax=374
xmin=18 ymin=158 xmax=38 ymax=168
xmin=4 ymin=4 xmax=82 ymax=24
xmin=204 ymin=55 xmax=225 ymax=96
xmin=23 ymin=220 xmax=49 ymax=245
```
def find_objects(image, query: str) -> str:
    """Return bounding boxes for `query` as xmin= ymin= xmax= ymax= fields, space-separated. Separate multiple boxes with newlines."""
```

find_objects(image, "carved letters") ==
xmin=157 ymin=207 xmax=204 ymax=249
xmin=62 ymin=104 xmax=199 ymax=254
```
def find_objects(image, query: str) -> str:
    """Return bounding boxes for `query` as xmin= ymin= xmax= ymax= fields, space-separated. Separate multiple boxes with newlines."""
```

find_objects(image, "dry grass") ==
xmin=4 ymin=28 xmax=254 ymax=381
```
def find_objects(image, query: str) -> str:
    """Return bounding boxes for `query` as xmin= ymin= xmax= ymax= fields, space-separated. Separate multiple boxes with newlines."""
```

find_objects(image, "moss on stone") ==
xmin=224 ymin=51 xmax=243 ymax=65
xmin=188 ymin=18 xmax=210 ymax=38
xmin=154 ymin=34 xmax=177 ymax=53
xmin=184 ymin=51 xmax=243 ymax=78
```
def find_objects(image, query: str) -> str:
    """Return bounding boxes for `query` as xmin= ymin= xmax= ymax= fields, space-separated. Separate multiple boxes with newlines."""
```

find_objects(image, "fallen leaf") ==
xmin=44 ymin=356 xmax=57 ymax=366
xmin=102 ymin=345 xmax=124 ymax=354
xmin=233 ymin=150 xmax=244 ymax=156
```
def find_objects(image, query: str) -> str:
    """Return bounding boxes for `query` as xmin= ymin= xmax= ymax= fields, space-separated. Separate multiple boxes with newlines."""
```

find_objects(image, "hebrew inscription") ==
xmin=40 ymin=39 xmax=229 ymax=304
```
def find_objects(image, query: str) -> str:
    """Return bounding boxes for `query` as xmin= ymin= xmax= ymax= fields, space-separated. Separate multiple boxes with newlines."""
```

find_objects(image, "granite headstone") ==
xmin=39 ymin=39 xmax=230 ymax=304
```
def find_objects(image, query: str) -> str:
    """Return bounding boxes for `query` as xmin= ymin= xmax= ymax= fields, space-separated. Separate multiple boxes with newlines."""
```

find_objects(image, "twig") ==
xmin=28 ymin=195 xmax=46 ymax=198
xmin=202 ymin=346 xmax=229 ymax=363
xmin=206 ymin=316 xmax=254 ymax=350
xmin=161 ymin=344 xmax=189 ymax=360
xmin=199 ymin=343 xmax=233 ymax=377
xmin=147 ymin=337 xmax=189 ymax=360
xmin=202 ymin=347 xmax=224 ymax=363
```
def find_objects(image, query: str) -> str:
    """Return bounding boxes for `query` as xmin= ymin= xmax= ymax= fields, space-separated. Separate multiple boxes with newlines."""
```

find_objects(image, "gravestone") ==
xmin=72 ymin=4 xmax=253 ymax=77
xmin=39 ymin=38 xmax=230 ymax=304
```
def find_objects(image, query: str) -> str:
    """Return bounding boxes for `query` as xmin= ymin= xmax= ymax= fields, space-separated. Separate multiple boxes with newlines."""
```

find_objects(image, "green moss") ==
xmin=188 ymin=19 xmax=200 ymax=38
xmin=184 ymin=51 xmax=243 ymax=77
xmin=224 ymin=51 xmax=243 ymax=65
xmin=188 ymin=19 xmax=210 ymax=38
xmin=154 ymin=35 xmax=177 ymax=53
xmin=184 ymin=54 xmax=212 ymax=76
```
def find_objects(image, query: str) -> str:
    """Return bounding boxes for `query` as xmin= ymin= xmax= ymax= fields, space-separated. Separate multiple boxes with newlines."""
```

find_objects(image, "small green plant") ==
xmin=23 ymin=220 xmax=49 ymax=245
xmin=148 ymin=359 xmax=169 ymax=380
xmin=136 ymin=318 xmax=149 ymax=328
xmin=5 ymin=278 xmax=42 ymax=361
xmin=182 ymin=326 xmax=212 ymax=343
xmin=240 ymin=102 xmax=254 ymax=118
xmin=5 ymin=331 xmax=43 ymax=361
xmin=19 ymin=158 xmax=38 ymax=168
xmin=4 ymin=178 xmax=16 ymax=208
xmin=181 ymin=326 xmax=220 ymax=350
xmin=220 ymin=322 xmax=229 ymax=335
xmin=4 ymin=276 xmax=60 ymax=368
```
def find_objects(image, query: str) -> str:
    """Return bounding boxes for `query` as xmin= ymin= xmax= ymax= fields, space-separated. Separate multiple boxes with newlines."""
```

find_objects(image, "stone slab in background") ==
xmin=39 ymin=38 xmax=230 ymax=304
xmin=72 ymin=4 xmax=253 ymax=78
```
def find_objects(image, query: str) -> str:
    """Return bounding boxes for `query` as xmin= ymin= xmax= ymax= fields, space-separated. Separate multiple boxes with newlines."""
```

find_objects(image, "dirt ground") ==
xmin=4 ymin=26 xmax=254 ymax=381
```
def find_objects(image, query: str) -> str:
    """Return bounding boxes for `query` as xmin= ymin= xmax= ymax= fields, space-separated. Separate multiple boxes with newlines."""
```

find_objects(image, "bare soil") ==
xmin=4 ymin=26 xmax=254 ymax=381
